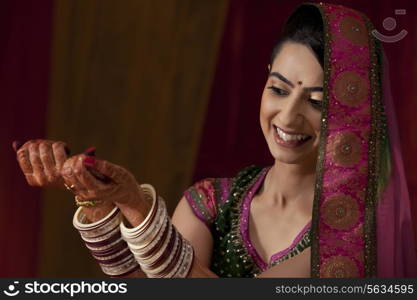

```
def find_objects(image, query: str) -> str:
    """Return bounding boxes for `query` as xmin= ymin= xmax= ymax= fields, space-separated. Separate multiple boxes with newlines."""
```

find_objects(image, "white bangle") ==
xmin=129 ymin=214 xmax=169 ymax=256
xmin=73 ymin=206 xmax=121 ymax=238
xmin=120 ymin=184 xmax=157 ymax=236
xmin=123 ymin=198 xmax=167 ymax=249
xmin=173 ymin=239 xmax=194 ymax=278
xmin=72 ymin=204 xmax=139 ymax=277
xmin=137 ymin=220 xmax=174 ymax=266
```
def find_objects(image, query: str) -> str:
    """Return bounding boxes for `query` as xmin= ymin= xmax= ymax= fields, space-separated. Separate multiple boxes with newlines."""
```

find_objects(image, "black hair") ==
xmin=270 ymin=4 xmax=324 ymax=68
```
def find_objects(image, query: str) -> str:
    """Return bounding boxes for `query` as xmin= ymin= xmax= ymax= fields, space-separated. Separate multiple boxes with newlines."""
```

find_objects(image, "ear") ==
xmin=267 ymin=64 xmax=271 ymax=72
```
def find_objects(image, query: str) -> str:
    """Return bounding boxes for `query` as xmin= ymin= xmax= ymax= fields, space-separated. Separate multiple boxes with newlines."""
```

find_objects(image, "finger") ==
xmin=39 ymin=141 xmax=57 ymax=181
xmin=74 ymin=155 xmax=100 ymax=191
xmin=61 ymin=156 xmax=75 ymax=179
xmin=16 ymin=147 xmax=33 ymax=174
xmin=52 ymin=141 xmax=69 ymax=171
xmin=82 ymin=157 xmax=112 ymax=183
xmin=28 ymin=142 xmax=48 ymax=186
xmin=62 ymin=156 xmax=87 ymax=195
xmin=25 ymin=174 xmax=40 ymax=186
xmin=16 ymin=144 xmax=38 ymax=186
xmin=92 ymin=159 xmax=128 ymax=184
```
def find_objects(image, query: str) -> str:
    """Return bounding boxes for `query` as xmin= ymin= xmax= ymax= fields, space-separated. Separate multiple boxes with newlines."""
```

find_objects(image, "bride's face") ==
xmin=260 ymin=41 xmax=323 ymax=166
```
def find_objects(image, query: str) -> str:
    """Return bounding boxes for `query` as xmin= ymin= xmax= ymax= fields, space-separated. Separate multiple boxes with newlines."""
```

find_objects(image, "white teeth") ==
xmin=276 ymin=127 xmax=309 ymax=142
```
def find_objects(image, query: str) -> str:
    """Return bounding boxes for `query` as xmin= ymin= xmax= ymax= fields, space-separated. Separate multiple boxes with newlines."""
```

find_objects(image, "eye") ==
xmin=308 ymin=98 xmax=323 ymax=111
xmin=267 ymin=86 xmax=289 ymax=96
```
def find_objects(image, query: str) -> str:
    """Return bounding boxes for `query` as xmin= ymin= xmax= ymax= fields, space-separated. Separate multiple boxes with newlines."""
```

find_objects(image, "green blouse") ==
xmin=184 ymin=165 xmax=311 ymax=277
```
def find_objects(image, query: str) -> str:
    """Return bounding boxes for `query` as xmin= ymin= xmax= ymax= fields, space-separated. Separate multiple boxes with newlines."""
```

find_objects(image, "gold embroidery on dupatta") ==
xmin=329 ymin=131 xmax=362 ymax=167
xmin=339 ymin=16 xmax=368 ymax=46
xmin=321 ymin=256 xmax=359 ymax=278
xmin=322 ymin=194 xmax=360 ymax=230
xmin=334 ymin=71 xmax=369 ymax=107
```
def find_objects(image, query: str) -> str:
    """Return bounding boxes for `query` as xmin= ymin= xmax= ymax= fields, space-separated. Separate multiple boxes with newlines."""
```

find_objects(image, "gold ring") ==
xmin=64 ymin=183 xmax=77 ymax=192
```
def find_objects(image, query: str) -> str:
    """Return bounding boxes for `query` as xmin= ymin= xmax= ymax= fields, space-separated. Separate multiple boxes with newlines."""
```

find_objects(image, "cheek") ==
xmin=260 ymin=93 xmax=278 ymax=119
xmin=260 ymin=98 xmax=273 ymax=132
xmin=312 ymin=113 xmax=322 ymax=133
xmin=301 ymin=108 xmax=322 ymax=137
xmin=307 ymin=112 xmax=322 ymax=141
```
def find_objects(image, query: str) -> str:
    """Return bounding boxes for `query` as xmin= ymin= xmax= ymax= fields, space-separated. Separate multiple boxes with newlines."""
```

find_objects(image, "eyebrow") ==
xmin=269 ymin=72 xmax=323 ymax=92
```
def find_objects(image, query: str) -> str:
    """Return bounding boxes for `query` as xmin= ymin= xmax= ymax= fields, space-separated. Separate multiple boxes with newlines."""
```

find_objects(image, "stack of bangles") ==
xmin=72 ymin=184 xmax=194 ymax=278
xmin=120 ymin=184 xmax=194 ymax=278
xmin=73 ymin=206 xmax=139 ymax=277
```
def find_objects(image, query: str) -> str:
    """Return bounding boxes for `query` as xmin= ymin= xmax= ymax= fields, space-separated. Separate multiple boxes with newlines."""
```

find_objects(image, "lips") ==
xmin=273 ymin=125 xmax=312 ymax=148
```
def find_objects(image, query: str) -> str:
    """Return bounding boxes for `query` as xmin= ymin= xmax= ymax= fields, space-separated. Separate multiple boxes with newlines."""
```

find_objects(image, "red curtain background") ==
xmin=0 ymin=1 xmax=54 ymax=276
xmin=193 ymin=0 xmax=417 ymax=243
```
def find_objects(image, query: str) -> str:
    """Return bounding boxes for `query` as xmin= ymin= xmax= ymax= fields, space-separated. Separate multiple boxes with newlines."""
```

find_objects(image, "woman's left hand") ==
xmin=61 ymin=154 xmax=151 ymax=225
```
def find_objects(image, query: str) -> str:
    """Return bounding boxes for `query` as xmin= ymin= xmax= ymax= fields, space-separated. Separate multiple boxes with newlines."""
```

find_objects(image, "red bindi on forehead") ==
xmin=298 ymin=81 xmax=303 ymax=85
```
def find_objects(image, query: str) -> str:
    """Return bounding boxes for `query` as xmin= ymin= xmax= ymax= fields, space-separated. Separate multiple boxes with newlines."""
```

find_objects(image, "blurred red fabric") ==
xmin=0 ymin=0 xmax=54 ymax=276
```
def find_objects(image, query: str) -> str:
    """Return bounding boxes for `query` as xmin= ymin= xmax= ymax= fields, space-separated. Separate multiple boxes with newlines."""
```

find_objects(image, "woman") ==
xmin=13 ymin=2 xmax=417 ymax=277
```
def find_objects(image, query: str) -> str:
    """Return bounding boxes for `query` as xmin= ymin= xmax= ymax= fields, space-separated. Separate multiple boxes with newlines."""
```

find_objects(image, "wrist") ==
xmin=114 ymin=184 xmax=153 ymax=227
xmin=82 ymin=202 xmax=116 ymax=223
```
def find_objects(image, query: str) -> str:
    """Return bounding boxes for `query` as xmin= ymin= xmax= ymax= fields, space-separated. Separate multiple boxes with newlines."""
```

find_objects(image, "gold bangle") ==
xmin=75 ymin=195 xmax=102 ymax=207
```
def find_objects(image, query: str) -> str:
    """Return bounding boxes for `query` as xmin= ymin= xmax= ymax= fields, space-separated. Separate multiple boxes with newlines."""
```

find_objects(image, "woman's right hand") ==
xmin=13 ymin=139 xmax=115 ymax=223
xmin=13 ymin=139 xmax=70 ymax=188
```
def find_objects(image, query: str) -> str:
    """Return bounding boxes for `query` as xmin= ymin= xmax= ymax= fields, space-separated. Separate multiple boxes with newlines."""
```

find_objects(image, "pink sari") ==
xmin=307 ymin=2 xmax=417 ymax=277
xmin=376 ymin=51 xmax=417 ymax=277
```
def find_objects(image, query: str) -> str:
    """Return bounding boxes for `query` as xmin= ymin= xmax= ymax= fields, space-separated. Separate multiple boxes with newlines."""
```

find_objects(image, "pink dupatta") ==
xmin=376 ymin=51 xmax=417 ymax=277
xmin=303 ymin=2 xmax=417 ymax=277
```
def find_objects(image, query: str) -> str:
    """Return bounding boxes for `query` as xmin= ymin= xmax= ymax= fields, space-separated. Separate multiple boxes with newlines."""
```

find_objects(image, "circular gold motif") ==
xmin=322 ymin=194 xmax=359 ymax=230
xmin=334 ymin=71 xmax=369 ymax=107
xmin=329 ymin=131 xmax=362 ymax=167
xmin=321 ymin=256 xmax=359 ymax=278
xmin=339 ymin=16 xmax=368 ymax=46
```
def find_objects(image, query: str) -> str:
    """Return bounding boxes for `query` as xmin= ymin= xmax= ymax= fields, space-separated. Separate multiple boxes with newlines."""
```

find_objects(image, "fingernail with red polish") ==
xmin=84 ymin=156 xmax=96 ymax=167
xmin=84 ymin=147 xmax=96 ymax=156
xmin=12 ymin=141 xmax=23 ymax=152
xmin=65 ymin=146 xmax=71 ymax=156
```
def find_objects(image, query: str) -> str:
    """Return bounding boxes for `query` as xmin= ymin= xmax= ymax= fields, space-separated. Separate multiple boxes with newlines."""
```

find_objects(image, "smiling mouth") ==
xmin=273 ymin=125 xmax=312 ymax=148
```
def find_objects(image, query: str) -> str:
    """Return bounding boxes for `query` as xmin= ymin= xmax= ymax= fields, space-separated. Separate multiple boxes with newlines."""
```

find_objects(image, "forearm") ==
xmin=114 ymin=193 xmax=218 ymax=278
xmin=88 ymin=184 xmax=217 ymax=278
xmin=114 ymin=196 xmax=152 ymax=228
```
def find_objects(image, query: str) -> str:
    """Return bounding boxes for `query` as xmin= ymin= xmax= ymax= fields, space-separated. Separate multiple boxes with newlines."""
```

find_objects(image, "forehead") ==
xmin=271 ymin=42 xmax=323 ymax=85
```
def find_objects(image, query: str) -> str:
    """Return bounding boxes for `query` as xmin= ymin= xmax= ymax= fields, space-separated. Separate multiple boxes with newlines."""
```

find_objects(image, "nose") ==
xmin=278 ymin=95 xmax=303 ymax=128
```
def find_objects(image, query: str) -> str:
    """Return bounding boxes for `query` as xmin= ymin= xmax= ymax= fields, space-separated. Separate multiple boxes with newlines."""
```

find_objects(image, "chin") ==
xmin=268 ymin=141 xmax=319 ymax=166
xmin=274 ymin=151 xmax=311 ymax=165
